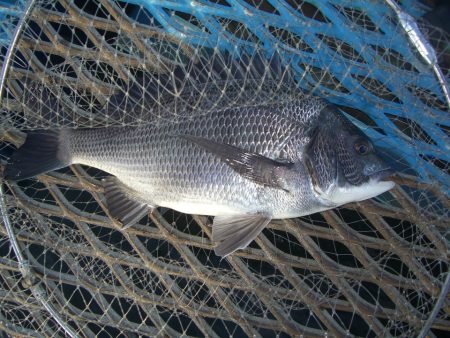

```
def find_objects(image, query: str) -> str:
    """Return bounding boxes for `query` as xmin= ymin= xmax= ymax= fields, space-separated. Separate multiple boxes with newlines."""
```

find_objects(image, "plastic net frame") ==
xmin=0 ymin=0 xmax=449 ymax=337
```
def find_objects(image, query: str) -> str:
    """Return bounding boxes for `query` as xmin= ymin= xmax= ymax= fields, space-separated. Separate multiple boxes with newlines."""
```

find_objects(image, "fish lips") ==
xmin=368 ymin=167 xmax=395 ymax=181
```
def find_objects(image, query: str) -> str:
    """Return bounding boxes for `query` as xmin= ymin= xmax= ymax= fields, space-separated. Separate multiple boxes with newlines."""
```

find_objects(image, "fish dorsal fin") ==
xmin=181 ymin=135 xmax=294 ymax=191
xmin=212 ymin=214 xmax=271 ymax=257
xmin=103 ymin=177 xmax=153 ymax=229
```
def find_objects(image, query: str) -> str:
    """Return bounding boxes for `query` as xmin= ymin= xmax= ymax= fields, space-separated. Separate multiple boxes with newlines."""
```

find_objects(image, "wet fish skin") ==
xmin=67 ymin=99 xmax=326 ymax=218
xmin=5 ymin=97 xmax=394 ymax=256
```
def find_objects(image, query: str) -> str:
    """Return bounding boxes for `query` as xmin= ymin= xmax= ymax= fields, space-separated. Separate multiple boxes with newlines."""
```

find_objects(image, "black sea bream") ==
xmin=5 ymin=95 xmax=394 ymax=256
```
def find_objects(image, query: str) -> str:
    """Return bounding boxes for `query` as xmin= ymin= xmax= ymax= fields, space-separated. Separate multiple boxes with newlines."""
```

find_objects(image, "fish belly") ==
xmin=116 ymin=166 xmax=265 ymax=216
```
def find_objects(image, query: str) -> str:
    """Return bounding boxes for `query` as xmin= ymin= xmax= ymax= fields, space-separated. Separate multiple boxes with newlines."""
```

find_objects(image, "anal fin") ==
xmin=103 ymin=177 xmax=154 ymax=229
xmin=212 ymin=214 xmax=271 ymax=257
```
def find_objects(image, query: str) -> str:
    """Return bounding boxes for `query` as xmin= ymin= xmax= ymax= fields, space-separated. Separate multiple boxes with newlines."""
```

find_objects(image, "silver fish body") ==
xmin=5 ymin=97 xmax=394 ymax=256
xmin=68 ymin=98 xmax=328 ymax=219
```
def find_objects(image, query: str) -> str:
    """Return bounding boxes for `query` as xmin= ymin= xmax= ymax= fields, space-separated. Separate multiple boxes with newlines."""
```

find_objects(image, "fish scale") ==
xmin=67 ymin=101 xmax=320 ymax=217
xmin=5 ymin=95 xmax=394 ymax=256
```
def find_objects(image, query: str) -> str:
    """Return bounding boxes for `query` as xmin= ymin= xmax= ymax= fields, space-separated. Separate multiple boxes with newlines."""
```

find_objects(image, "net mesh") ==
xmin=0 ymin=0 xmax=449 ymax=337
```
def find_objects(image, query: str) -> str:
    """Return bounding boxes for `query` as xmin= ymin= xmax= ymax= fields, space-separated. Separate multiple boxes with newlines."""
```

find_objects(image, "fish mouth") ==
xmin=369 ymin=168 xmax=394 ymax=181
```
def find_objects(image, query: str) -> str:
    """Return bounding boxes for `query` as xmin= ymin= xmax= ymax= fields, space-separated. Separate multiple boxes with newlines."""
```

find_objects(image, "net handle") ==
xmin=0 ymin=0 xmax=35 ymax=108
xmin=0 ymin=0 xmax=78 ymax=335
xmin=385 ymin=0 xmax=450 ymax=109
xmin=418 ymin=272 xmax=450 ymax=338
xmin=0 ymin=184 xmax=79 ymax=337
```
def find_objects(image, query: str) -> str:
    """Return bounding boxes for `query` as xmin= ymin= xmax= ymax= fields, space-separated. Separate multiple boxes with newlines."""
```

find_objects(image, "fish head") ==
xmin=304 ymin=107 xmax=395 ymax=206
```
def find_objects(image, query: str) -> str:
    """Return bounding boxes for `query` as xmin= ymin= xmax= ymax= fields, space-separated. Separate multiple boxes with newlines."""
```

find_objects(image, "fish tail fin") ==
xmin=4 ymin=130 xmax=71 ymax=181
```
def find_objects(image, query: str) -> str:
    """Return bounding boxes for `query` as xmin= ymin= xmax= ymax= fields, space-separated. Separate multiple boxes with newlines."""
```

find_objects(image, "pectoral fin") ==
xmin=212 ymin=214 xmax=271 ymax=257
xmin=181 ymin=135 xmax=293 ymax=191
xmin=103 ymin=177 xmax=154 ymax=229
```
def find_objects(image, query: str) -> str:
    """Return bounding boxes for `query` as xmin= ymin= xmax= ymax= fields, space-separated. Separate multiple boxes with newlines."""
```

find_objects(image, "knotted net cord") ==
xmin=0 ymin=1 xmax=449 ymax=337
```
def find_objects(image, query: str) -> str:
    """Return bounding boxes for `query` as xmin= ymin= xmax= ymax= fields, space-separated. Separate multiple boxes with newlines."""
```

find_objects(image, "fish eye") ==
xmin=354 ymin=140 xmax=371 ymax=155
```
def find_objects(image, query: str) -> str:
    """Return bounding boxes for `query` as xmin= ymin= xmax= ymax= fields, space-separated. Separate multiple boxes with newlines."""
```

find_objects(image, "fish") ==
xmin=4 ymin=96 xmax=395 ymax=257
xmin=4 ymin=52 xmax=395 ymax=256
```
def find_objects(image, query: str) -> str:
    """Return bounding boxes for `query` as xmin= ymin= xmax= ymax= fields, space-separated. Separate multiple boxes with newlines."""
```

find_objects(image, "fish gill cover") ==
xmin=0 ymin=0 xmax=449 ymax=337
